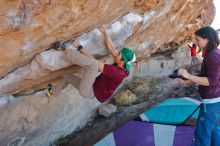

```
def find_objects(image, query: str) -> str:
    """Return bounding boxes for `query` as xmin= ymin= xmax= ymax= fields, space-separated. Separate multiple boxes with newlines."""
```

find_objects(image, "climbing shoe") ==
xmin=169 ymin=69 xmax=187 ymax=80
xmin=46 ymin=83 xmax=53 ymax=97
xmin=53 ymin=41 xmax=66 ymax=51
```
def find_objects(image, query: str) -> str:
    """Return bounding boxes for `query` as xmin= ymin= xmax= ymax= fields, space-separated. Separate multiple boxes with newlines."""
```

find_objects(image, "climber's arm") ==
xmin=72 ymin=39 xmax=105 ymax=73
xmin=98 ymin=61 xmax=104 ymax=73
xmin=187 ymin=44 xmax=193 ymax=50
xmin=99 ymin=26 xmax=117 ymax=58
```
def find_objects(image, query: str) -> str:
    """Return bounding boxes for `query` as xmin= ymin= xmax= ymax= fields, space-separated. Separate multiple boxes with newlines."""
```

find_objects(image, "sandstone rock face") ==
xmin=0 ymin=0 xmax=215 ymax=145
xmin=136 ymin=46 xmax=191 ymax=77
xmin=0 ymin=0 xmax=161 ymax=78
xmin=0 ymin=0 xmax=215 ymax=97
xmin=0 ymin=84 xmax=100 ymax=146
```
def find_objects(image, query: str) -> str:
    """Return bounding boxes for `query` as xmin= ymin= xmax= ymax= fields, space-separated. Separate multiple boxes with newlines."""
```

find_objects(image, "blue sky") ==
xmin=211 ymin=0 xmax=220 ymax=29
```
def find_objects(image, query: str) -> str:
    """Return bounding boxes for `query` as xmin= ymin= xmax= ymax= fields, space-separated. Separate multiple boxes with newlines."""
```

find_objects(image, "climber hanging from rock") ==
xmin=169 ymin=42 xmax=201 ymax=80
xmin=48 ymin=26 xmax=136 ymax=103
xmin=188 ymin=42 xmax=197 ymax=66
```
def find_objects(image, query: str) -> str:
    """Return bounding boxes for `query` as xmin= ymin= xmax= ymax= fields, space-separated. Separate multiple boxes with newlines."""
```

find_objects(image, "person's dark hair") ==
xmin=192 ymin=43 xmax=196 ymax=48
xmin=195 ymin=26 xmax=219 ymax=54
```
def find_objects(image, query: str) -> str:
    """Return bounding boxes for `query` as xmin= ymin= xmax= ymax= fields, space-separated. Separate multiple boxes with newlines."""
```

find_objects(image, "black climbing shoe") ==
xmin=169 ymin=73 xmax=187 ymax=80
xmin=53 ymin=41 xmax=66 ymax=51
xmin=169 ymin=69 xmax=187 ymax=80
xmin=46 ymin=83 xmax=53 ymax=97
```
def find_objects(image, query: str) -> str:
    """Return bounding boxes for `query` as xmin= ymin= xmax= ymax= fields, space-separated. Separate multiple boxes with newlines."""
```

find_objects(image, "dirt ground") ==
xmin=54 ymin=73 xmax=200 ymax=146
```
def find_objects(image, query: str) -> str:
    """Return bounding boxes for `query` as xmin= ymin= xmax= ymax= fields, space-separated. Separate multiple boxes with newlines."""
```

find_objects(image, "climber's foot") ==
xmin=53 ymin=41 xmax=66 ymax=51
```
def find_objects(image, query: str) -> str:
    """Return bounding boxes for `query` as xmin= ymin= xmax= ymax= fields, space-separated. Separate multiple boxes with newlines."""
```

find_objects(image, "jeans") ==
xmin=193 ymin=102 xmax=220 ymax=146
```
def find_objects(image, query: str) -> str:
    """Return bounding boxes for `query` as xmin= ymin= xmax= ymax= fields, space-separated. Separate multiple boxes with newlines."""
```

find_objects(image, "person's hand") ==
xmin=178 ymin=68 xmax=190 ymax=79
xmin=99 ymin=26 xmax=108 ymax=34
xmin=187 ymin=44 xmax=192 ymax=48
xmin=72 ymin=39 xmax=81 ymax=48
